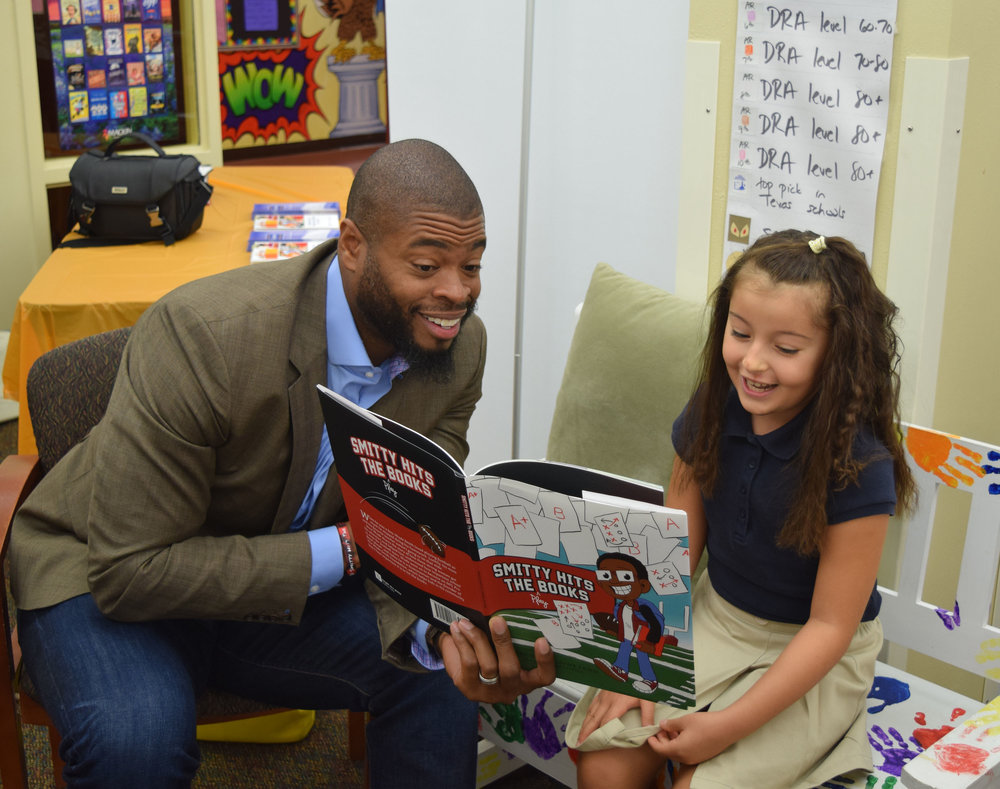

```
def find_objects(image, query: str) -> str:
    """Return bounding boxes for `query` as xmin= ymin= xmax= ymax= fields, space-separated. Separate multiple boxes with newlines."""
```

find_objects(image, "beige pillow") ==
xmin=546 ymin=262 xmax=708 ymax=492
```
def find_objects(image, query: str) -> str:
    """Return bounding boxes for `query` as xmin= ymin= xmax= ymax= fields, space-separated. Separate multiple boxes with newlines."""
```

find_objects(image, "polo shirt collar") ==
xmin=721 ymin=387 xmax=809 ymax=461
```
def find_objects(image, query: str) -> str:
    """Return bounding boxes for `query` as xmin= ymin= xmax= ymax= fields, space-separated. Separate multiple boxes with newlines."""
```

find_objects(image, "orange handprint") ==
xmin=905 ymin=427 xmax=988 ymax=489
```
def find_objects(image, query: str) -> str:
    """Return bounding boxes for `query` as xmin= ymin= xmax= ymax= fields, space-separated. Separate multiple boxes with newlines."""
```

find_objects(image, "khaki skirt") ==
xmin=565 ymin=571 xmax=882 ymax=789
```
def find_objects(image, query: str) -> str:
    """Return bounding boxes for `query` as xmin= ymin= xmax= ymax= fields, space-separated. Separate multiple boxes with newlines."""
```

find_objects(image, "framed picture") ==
xmin=222 ymin=0 xmax=297 ymax=50
xmin=36 ymin=0 xmax=188 ymax=155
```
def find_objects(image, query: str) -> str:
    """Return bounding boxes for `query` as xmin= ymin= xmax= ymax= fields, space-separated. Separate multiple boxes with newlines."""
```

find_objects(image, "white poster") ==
xmin=724 ymin=1 xmax=897 ymax=266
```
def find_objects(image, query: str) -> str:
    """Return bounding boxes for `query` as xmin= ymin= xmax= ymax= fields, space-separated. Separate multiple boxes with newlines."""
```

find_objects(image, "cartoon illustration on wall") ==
xmin=592 ymin=553 xmax=669 ymax=694
xmin=218 ymin=0 xmax=386 ymax=148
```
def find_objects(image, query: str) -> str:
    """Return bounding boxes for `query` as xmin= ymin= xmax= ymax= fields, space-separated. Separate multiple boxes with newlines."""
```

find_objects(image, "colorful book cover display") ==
xmin=46 ymin=0 xmax=179 ymax=150
xmin=318 ymin=385 xmax=696 ymax=706
xmin=247 ymin=202 xmax=340 ymax=257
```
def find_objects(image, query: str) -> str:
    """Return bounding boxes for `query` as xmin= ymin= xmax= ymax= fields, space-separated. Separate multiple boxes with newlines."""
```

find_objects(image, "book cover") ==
xmin=318 ymin=386 xmax=696 ymax=705
xmin=249 ymin=241 xmax=326 ymax=263
xmin=246 ymin=228 xmax=340 ymax=251
xmin=81 ymin=0 xmax=102 ymax=23
xmin=251 ymin=201 xmax=341 ymax=216
xmin=252 ymin=213 xmax=340 ymax=231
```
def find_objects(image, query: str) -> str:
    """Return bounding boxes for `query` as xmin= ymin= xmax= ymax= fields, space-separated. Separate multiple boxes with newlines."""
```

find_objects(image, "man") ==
xmin=11 ymin=139 xmax=554 ymax=787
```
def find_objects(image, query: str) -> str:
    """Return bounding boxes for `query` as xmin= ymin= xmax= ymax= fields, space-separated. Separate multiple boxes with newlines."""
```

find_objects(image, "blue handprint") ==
xmin=867 ymin=675 xmax=910 ymax=714
xmin=987 ymin=450 xmax=1000 ymax=495
xmin=868 ymin=725 xmax=923 ymax=776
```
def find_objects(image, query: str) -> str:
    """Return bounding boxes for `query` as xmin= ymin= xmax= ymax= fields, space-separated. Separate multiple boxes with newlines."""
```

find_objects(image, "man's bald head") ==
xmin=345 ymin=139 xmax=483 ymax=248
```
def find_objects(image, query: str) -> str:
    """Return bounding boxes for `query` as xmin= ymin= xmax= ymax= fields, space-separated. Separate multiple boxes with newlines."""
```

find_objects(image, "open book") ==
xmin=317 ymin=385 xmax=695 ymax=705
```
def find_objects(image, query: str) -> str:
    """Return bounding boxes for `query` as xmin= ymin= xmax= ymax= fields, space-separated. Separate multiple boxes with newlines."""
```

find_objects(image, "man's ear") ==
xmin=338 ymin=218 xmax=365 ymax=272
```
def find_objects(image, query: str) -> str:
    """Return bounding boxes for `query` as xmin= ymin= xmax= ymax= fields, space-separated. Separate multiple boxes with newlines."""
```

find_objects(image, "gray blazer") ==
xmin=10 ymin=239 xmax=487 ymax=668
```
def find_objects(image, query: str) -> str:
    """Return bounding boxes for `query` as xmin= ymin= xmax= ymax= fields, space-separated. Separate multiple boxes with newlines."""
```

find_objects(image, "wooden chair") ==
xmin=0 ymin=329 xmax=366 ymax=787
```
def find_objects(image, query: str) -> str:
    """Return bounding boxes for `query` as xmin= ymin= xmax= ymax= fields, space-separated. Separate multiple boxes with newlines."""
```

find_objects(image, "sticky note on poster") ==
xmin=554 ymin=600 xmax=594 ymax=640
xmin=648 ymin=560 xmax=687 ymax=595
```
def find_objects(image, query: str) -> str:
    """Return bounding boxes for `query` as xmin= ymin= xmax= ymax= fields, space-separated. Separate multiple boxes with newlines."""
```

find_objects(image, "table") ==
xmin=3 ymin=165 xmax=355 ymax=454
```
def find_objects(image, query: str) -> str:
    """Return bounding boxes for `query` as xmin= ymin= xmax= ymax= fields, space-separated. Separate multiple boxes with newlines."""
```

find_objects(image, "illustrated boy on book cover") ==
xmin=592 ymin=553 xmax=669 ymax=695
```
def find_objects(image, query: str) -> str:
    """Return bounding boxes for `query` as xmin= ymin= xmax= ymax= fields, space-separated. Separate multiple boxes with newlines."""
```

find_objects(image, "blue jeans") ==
xmin=18 ymin=583 xmax=478 ymax=788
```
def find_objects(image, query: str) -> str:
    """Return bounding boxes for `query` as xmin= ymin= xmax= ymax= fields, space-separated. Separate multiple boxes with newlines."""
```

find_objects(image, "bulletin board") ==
xmin=723 ymin=0 xmax=898 ymax=265
xmin=37 ymin=0 xmax=187 ymax=155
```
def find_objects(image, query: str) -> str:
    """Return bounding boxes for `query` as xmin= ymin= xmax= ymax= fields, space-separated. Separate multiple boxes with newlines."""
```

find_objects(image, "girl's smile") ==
xmin=722 ymin=268 xmax=829 ymax=435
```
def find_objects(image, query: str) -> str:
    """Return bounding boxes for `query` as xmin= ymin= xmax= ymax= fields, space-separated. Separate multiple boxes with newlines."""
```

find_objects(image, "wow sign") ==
xmin=218 ymin=34 xmax=322 ymax=144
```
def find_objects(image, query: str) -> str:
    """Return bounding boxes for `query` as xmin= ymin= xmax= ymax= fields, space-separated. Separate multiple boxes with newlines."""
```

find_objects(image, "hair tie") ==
xmin=808 ymin=235 xmax=827 ymax=254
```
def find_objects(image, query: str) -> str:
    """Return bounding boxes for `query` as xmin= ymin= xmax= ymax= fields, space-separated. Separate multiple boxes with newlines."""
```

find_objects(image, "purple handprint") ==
xmin=868 ymin=724 xmax=923 ymax=776
xmin=520 ymin=689 xmax=575 ymax=760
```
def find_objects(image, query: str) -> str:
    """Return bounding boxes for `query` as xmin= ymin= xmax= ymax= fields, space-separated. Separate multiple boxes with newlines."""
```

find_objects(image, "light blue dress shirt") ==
xmin=290 ymin=255 xmax=408 ymax=592
xmin=289 ymin=257 xmax=442 ymax=666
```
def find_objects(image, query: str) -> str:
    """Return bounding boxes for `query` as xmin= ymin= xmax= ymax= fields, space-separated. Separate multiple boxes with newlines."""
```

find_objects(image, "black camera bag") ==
xmin=65 ymin=132 xmax=213 ymax=246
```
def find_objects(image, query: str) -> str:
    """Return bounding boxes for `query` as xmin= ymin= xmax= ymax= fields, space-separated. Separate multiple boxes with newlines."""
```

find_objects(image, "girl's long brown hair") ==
xmin=680 ymin=230 xmax=916 ymax=555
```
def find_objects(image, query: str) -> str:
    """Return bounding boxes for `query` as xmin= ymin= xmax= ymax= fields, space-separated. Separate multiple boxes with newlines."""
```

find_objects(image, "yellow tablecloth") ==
xmin=3 ymin=165 xmax=354 ymax=453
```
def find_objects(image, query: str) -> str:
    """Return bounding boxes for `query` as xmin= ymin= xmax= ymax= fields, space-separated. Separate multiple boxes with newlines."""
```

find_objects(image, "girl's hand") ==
xmin=576 ymin=690 xmax=657 ymax=744
xmin=647 ymin=710 xmax=734 ymax=765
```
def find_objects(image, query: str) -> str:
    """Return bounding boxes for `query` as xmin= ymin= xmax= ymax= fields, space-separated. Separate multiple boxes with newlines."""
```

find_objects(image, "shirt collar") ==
xmin=326 ymin=255 xmax=374 ymax=368
xmin=721 ymin=386 xmax=808 ymax=460
xmin=325 ymin=255 xmax=408 ymax=394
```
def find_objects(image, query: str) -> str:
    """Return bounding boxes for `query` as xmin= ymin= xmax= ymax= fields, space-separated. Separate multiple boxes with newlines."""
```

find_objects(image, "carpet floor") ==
xmin=14 ymin=711 xmax=567 ymax=788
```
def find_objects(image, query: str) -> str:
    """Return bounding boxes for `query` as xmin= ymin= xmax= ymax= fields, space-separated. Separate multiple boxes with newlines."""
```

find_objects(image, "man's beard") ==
xmin=356 ymin=251 xmax=477 ymax=382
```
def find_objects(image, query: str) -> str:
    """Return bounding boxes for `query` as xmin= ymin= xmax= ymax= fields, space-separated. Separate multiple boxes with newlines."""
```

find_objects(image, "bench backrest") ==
xmin=877 ymin=422 xmax=1000 ymax=680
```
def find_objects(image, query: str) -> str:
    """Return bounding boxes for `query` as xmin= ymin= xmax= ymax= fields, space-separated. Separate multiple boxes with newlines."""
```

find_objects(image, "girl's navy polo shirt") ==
xmin=672 ymin=389 xmax=897 ymax=624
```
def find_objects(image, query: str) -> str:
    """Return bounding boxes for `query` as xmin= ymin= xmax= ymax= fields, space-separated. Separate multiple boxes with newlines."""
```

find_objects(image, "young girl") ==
xmin=566 ymin=229 xmax=916 ymax=789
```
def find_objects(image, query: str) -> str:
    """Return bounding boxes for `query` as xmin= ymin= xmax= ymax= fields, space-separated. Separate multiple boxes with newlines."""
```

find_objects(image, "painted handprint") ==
xmin=867 ymin=675 xmax=910 ymax=714
xmin=975 ymin=637 xmax=1000 ymax=680
xmin=868 ymin=725 xmax=923 ymax=776
xmin=820 ymin=773 xmax=897 ymax=788
xmin=905 ymin=426 xmax=1000 ymax=494
xmin=520 ymin=689 xmax=575 ymax=760
xmin=910 ymin=707 xmax=967 ymax=750
xmin=479 ymin=701 xmax=524 ymax=744
xmin=935 ymin=601 xmax=961 ymax=630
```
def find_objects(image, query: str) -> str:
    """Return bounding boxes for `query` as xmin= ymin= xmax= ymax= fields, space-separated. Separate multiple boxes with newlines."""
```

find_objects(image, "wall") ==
xmin=385 ymin=0 xmax=689 ymax=473
xmin=936 ymin=3 xmax=1000 ymax=446
xmin=690 ymin=0 xmax=998 ymax=447
xmin=0 ymin=2 xmax=51 ymax=332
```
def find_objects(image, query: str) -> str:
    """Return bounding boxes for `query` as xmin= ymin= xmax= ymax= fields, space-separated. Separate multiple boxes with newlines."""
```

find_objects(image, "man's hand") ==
xmin=440 ymin=616 xmax=556 ymax=703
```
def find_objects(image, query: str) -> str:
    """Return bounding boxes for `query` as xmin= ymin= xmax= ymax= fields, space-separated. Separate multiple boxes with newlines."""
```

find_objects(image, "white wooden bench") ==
xmin=478 ymin=423 xmax=1000 ymax=788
